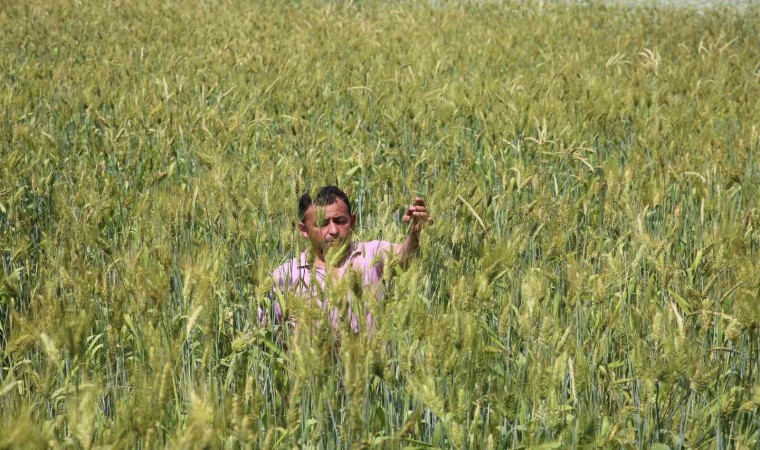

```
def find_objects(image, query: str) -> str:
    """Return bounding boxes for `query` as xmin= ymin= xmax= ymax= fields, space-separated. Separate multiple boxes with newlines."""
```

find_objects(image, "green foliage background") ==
xmin=1 ymin=0 xmax=760 ymax=448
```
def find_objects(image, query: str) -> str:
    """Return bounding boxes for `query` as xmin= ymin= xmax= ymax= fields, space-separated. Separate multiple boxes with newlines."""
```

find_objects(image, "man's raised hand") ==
xmin=402 ymin=197 xmax=431 ymax=235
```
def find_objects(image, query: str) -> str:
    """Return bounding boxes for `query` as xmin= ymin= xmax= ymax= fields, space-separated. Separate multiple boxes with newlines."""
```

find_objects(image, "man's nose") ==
xmin=326 ymin=222 xmax=339 ymax=235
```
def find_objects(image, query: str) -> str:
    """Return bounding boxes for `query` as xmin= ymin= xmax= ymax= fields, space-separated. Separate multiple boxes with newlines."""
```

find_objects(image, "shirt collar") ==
xmin=297 ymin=241 xmax=362 ymax=269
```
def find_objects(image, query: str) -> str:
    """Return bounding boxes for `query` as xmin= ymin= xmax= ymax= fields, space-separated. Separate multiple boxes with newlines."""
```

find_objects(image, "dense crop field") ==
xmin=2 ymin=0 xmax=760 ymax=448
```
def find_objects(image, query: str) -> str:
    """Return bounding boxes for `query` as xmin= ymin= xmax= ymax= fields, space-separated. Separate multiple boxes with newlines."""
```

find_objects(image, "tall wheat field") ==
xmin=1 ymin=0 xmax=760 ymax=448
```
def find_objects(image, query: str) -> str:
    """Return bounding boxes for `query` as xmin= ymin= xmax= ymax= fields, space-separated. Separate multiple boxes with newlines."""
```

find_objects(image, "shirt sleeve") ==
xmin=259 ymin=263 xmax=292 ymax=326
xmin=257 ymin=291 xmax=283 ymax=325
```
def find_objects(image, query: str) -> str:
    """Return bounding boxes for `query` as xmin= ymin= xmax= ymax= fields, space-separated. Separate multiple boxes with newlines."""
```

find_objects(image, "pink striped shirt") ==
xmin=261 ymin=240 xmax=398 ymax=332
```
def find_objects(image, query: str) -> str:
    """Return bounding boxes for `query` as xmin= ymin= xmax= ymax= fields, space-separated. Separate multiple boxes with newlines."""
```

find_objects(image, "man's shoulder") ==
xmin=355 ymin=239 xmax=389 ymax=250
xmin=273 ymin=257 xmax=297 ymax=275
xmin=355 ymin=240 xmax=399 ymax=259
xmin=273 ymin=253 xmax=307 ymax=285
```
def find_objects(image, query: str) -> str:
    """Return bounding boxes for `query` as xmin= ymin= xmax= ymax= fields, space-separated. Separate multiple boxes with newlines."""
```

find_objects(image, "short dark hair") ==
xmin=298 ymin=185 xmax=352 ymax=220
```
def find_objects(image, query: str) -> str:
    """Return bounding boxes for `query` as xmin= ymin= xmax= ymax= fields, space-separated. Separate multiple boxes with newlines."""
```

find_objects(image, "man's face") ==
xmin=299 ymin=199 xmax=356 ymax=256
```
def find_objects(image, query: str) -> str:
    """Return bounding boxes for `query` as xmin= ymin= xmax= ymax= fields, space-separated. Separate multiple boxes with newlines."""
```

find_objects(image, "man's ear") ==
xmin=350 ymin=213 xmax=357 ymax=230
xmin=298 ymin=221 xmax=309 ymax=239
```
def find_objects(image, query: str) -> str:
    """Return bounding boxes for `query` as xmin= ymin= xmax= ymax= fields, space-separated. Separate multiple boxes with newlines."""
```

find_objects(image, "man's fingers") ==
xmin=404 ymin=199 xmax=430 ymax=229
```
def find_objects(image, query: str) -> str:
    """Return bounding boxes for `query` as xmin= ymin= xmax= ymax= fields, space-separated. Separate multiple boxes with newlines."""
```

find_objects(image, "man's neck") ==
xmin=313 ymin=252 xmax=327 ymax=269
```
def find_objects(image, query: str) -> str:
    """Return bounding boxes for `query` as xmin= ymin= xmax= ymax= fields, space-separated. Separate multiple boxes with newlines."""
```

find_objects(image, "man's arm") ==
xmin=397 ymin=197 xmax=431 ymax=268
xmin=259 ymin=264 xmax=294 ymax=328
xmin=258 ymin=293 xmax=283 ymax=325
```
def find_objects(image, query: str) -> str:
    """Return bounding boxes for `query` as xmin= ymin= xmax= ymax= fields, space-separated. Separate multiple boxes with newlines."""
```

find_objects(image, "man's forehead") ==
xmin=305 ymin=200 xmax=351 ymax=218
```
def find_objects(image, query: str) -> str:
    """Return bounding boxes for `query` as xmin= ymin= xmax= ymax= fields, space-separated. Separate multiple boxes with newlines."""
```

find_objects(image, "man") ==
xmin=260 ymin=185 xmax=431 ymax=332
